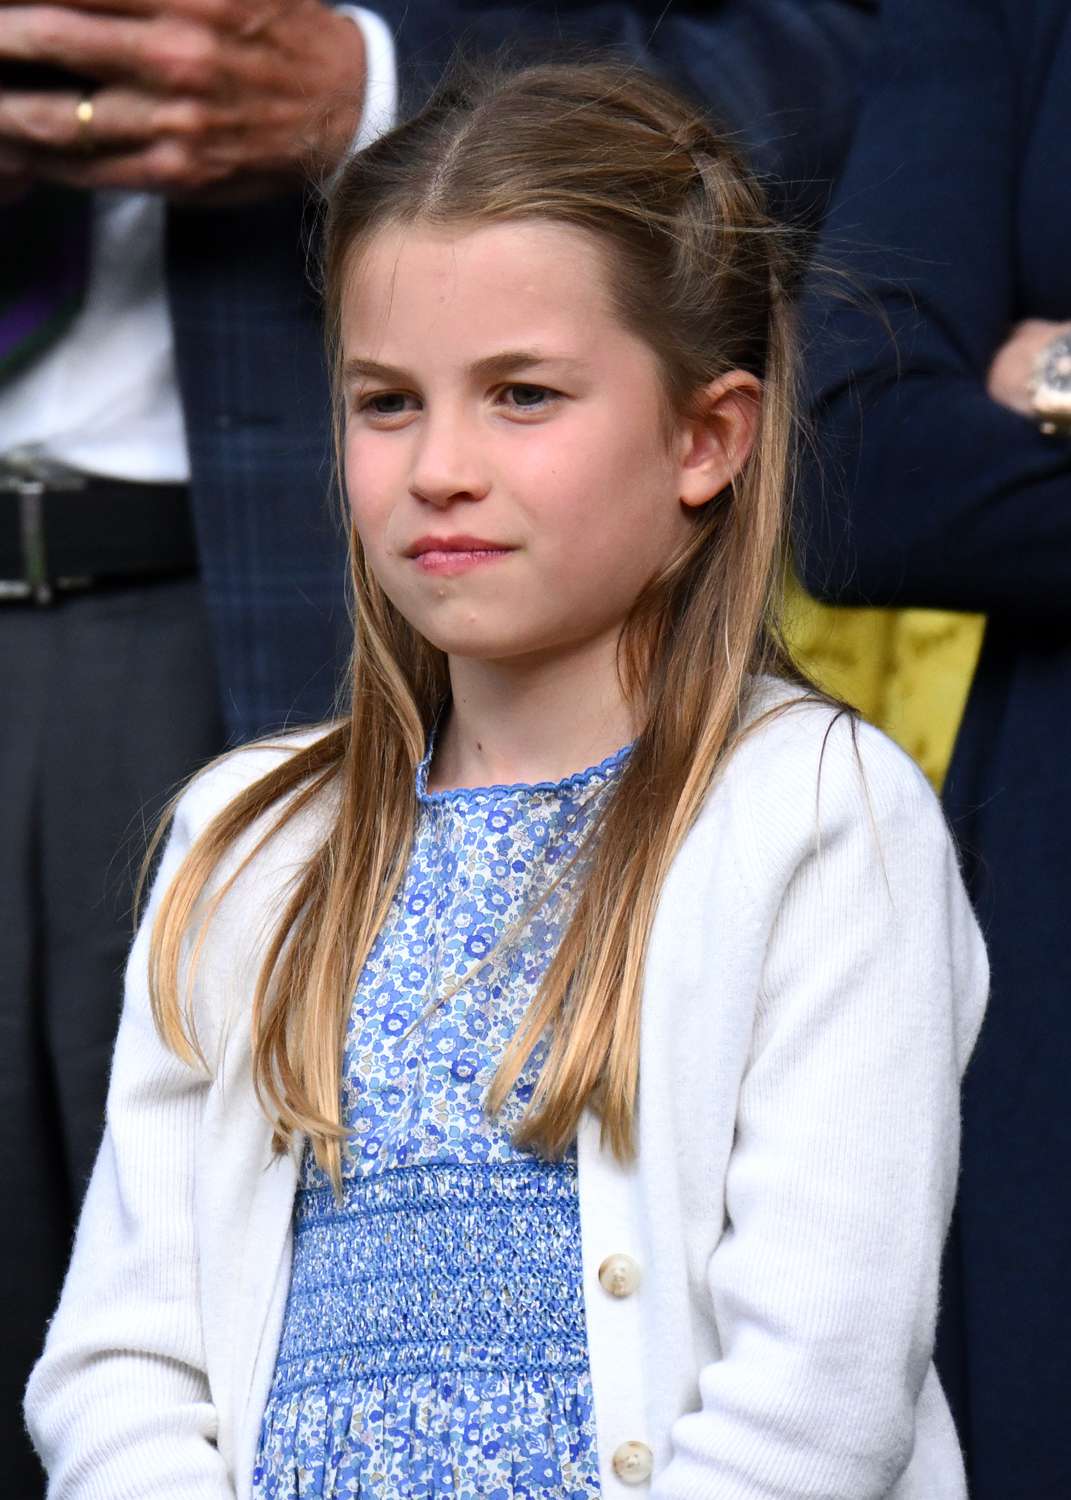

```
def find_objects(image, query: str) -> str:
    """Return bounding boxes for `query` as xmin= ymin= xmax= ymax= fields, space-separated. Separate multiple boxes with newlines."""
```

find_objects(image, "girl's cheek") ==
xmin=344 ymin=439 xmax=393 ymax=527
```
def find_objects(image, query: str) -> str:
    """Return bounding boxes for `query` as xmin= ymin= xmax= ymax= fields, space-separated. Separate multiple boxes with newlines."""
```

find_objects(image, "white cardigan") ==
xmin=25 ymin=686 xmax=988 ymax=1500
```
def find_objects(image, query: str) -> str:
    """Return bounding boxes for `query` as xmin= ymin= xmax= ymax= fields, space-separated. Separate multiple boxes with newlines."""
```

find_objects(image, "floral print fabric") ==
xmin=253 ymin=736 xmax=631 ymax=1499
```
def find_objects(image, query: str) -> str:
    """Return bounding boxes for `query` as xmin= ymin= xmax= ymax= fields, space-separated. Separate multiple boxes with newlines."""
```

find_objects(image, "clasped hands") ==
xmin=0 ymin=0 xmax=367 ymax=199
xmin=986 ymin=318 xmax=1071 ymax=421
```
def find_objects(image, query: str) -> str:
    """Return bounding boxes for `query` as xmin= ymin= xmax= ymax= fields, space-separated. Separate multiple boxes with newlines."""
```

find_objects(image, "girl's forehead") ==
xmin=341 ymin=219 xmax=620 ymax=335
xmin=337 ymin=221 xmax=669 ymax=392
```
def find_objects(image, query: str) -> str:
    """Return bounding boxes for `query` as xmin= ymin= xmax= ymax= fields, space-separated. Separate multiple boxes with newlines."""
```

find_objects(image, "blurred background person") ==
xmin=797 ymin=1 xmax=1071 ymax=1495
xmin=1 ymin=0 xmax=874 ymax=1491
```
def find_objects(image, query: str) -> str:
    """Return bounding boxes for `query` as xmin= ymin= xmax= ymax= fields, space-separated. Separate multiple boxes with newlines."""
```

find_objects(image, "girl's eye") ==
xmin=354 ymin=385 xmax=560 ymax=420
xmin=501 ymin=384 xmax=559 ymax=412
xmin=357 ymin=392 xmax=417 ymax=419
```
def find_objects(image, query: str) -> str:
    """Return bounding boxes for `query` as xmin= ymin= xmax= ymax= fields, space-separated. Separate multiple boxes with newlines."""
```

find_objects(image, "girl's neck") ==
xmin=426 ymin=633 xmax=637 ymax=793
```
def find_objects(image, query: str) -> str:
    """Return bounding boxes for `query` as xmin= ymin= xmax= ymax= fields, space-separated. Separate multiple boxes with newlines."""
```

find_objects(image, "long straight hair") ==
xmin=148 ymin=57 xmax=818 ymax=1190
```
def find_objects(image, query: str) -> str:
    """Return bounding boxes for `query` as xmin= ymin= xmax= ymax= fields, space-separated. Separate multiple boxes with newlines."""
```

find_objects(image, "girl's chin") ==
xmin=413 ymin=613 xmax=622 ymax=667
xmin=426 ymin=638 xmax=541 ymax=662
xmin=417 ymin=625 xmax=564 ymax=665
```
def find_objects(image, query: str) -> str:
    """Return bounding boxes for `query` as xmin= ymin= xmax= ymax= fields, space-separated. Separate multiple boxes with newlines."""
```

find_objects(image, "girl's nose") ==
xmin=409 ymin=414 xmax=491 ymax=508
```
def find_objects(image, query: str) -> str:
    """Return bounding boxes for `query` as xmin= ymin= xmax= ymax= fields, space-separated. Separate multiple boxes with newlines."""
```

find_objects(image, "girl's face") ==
xmin=341 ymin=219 xmax=732 ymax=665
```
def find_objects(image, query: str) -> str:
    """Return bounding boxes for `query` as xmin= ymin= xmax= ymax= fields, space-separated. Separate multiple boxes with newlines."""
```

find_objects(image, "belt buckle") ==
xmin=0 ymin=451 xmax=88 ymax=605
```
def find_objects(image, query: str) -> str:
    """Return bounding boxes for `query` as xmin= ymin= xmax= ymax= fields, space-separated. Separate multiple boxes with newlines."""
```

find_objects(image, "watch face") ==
xmin=1035 ymin=330 xmax=1071 ymax=425
xmin=1041 ymin=334 xmax=1071 ymax=391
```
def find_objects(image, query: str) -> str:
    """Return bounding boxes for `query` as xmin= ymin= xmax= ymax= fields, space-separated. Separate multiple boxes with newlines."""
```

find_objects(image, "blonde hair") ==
xmin=148 ymin=56 xmax=819 ymax=1190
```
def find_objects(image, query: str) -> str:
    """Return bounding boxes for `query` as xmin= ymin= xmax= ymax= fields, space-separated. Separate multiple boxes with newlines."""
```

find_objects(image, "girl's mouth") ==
xmin=405 ymin=534 xmax=517 ymax=575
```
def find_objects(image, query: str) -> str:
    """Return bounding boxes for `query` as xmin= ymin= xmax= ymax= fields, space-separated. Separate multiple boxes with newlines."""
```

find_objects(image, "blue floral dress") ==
xmin=252 ymin=735 xmax=631 ymax=1500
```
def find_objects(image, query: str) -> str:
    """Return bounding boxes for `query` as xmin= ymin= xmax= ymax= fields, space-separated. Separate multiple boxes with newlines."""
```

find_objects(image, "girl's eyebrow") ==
xmin=342 ymin=350 xmax=584 ymax=385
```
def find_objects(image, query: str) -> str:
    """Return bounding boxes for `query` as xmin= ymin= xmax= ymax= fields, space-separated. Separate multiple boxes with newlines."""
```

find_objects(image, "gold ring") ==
xmin=74 ymin=95 xmax=95 ymax=152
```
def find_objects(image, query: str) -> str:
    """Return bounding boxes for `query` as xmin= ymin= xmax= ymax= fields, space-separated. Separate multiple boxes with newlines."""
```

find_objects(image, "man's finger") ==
xmin=24 ymin=143 xmax=162 ymax=189
xmin=25 ymin=134 xmax=241 ymax=192
xmin=0 ymin=0 xmax=267 ymax=27
xmin=0 ymin=9 xmax=209 ymax=90
xmin=0 ymin=87 xmax=159 ymax=149
xmin=0 ymin=0 xmax=156 ymax=13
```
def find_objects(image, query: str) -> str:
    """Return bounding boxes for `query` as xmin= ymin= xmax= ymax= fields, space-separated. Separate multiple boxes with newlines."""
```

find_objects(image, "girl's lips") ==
xmin=412 ymin=547 xmax=515 ymax=576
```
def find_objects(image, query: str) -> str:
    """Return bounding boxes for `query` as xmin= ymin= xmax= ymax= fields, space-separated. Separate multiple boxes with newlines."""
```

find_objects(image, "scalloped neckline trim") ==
xmin=416 ymin=737 xmax=633 ymax=806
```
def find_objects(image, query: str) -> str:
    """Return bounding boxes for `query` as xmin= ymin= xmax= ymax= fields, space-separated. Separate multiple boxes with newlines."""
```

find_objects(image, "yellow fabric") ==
xmin=782 ymin=575 xmax=986 ymax=791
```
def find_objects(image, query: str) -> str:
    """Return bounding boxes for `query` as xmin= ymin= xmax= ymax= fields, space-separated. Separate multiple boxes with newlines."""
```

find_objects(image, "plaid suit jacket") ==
xmin=168 ymin=0 xmax=875 ymax=742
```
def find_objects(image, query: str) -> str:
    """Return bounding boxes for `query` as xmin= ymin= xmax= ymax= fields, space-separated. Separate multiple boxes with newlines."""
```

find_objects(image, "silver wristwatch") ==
xmin=1029 ymin=328 xmax=1071 ymax=436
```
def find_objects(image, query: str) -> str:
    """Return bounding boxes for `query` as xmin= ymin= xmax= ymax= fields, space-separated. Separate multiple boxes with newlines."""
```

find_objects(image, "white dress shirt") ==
xmin=0 ymin=6 xmax=396 ymax=482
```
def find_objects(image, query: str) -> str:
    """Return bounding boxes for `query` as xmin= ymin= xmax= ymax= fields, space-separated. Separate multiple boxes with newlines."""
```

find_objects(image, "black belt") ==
xmin=0 ymin=457 xmax=197 ymax=604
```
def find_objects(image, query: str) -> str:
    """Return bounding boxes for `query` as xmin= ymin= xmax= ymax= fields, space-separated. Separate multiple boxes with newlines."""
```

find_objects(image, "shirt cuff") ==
xmin=336 ymin=5 xmax=399 ymax=153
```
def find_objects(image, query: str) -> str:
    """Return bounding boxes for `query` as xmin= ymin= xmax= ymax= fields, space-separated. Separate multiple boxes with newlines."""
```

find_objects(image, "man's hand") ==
xmin=986 ymin=318 xmax=1071 ymax=419
xmin=0 ymin=0 xmax=367 ymax=199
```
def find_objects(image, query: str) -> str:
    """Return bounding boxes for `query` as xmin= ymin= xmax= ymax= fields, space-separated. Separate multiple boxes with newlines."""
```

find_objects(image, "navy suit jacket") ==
xmin=797 ymin=3 xmax=1071 ymax=1495
xmin=168 ymin=0 xmax=875 ymax=743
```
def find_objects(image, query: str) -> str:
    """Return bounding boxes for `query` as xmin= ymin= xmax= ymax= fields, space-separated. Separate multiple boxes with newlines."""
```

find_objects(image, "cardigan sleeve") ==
xmin=797 ymin=0 xmax=1071 ymax=618
xmin=655 ymin=713 xmax=988 ymax=1498
xmin=24 ymin=788 xmax=233 ymax=1500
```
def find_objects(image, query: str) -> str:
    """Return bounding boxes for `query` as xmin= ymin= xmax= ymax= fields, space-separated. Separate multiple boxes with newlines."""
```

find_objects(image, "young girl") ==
xmin=25 ymin=60 xmax=987 ymax=1500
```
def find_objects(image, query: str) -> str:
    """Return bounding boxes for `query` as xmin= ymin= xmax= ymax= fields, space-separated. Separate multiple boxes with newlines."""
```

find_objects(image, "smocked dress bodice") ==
xmin=253 ymin=735 xmax=631 ymax=1499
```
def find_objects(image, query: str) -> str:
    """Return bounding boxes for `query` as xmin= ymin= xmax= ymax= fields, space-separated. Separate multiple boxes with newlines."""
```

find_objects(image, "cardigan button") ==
xmin=598 ymin=1252 xmax=641 ymax=1298
xmin=612 ymin=1440 xmax=653 ymax=1484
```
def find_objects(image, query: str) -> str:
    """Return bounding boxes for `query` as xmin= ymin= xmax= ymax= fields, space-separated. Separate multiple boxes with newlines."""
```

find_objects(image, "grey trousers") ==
xmin=0 ymin=575 xmax=225 ymax=1495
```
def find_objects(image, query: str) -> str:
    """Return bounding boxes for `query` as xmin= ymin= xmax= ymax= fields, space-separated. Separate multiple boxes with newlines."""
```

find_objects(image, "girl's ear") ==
xmin=676 ymin=371 xmax=763 ymax=509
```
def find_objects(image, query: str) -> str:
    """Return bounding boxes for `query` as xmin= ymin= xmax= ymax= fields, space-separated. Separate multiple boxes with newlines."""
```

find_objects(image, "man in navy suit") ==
xmin=0 ymin=2 xmax=874 ymax=1490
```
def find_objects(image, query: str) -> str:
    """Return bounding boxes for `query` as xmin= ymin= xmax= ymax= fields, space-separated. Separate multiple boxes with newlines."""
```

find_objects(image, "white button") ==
xmin=612 ymin=1440 xmax=653 ymax=1484
xmin=598 ymin=1252 xmax=641 ymax=1298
